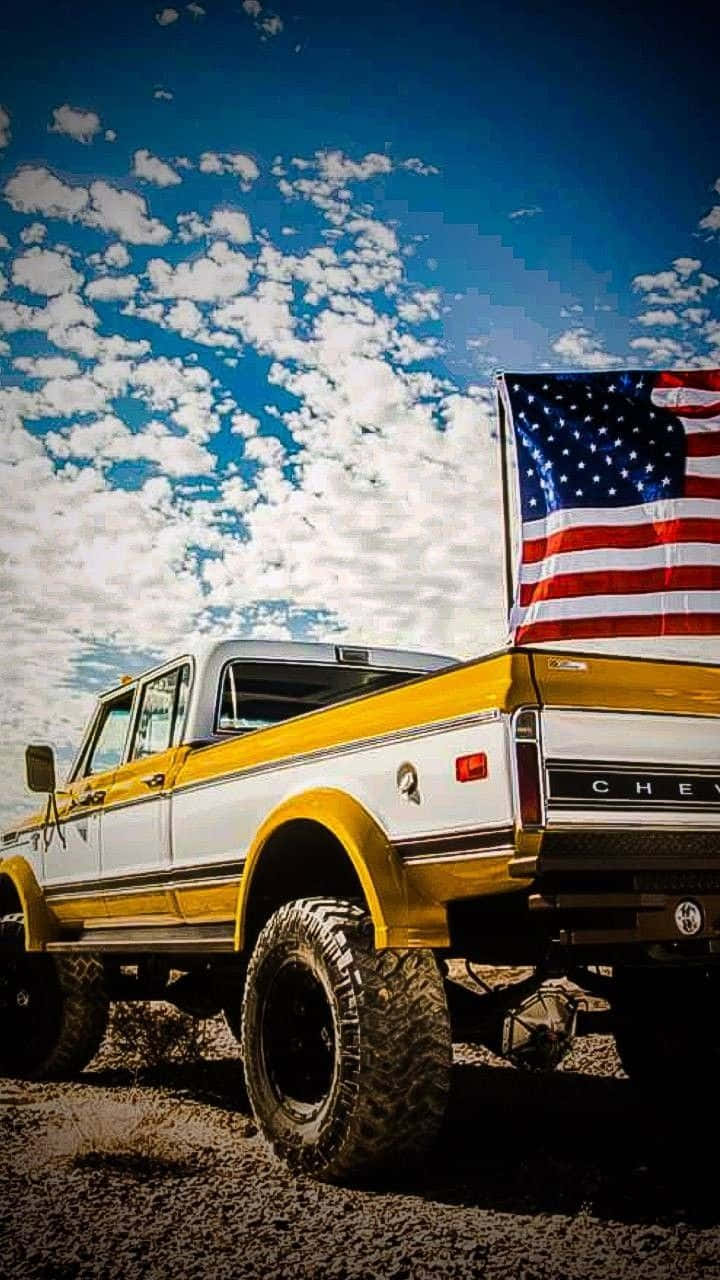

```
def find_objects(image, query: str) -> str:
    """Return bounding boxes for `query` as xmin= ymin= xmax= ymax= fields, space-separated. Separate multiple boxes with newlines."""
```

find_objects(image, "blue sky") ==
xmin=1 ymin=0 xmax=719 ymax=815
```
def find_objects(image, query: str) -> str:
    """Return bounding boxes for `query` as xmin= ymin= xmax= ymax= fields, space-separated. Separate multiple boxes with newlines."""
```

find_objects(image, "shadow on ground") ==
xmin=82 ymin=1054 xmax=720 ymax=1227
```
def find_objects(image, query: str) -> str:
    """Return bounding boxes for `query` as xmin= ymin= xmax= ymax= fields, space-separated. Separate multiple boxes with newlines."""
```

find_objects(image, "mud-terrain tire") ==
xmin=612 ymin=965 xmax=720 ymax=1090
xmin=0 ymin=914 xmax=109 ymax=1080
xmin=241 ymin=897 xmax=451 ymax=1181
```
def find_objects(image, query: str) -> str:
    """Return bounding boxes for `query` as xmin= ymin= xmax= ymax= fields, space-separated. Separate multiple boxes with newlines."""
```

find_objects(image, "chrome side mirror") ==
xmin=25 ymin=744 xmax=57 ymax=794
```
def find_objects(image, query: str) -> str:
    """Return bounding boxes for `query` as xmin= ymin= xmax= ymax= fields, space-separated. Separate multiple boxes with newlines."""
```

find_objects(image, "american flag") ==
xmin=499 ymin=369 xmax=720 ymax=645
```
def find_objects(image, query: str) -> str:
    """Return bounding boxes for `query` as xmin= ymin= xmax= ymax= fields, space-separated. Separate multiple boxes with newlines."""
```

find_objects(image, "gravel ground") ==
xmin=2 ymin=994 xmax=720 ymax=1280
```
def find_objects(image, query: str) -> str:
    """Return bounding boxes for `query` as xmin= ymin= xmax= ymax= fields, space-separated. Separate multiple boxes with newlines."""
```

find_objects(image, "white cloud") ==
xmin=0 ymin=106 xmax=10 ymax=149
xmin=104 ymin=242 xmax=131 ymax=269
xmin=508 ymin=205 xmax=543 ymax=220
xmin=85 ymin=274 xmax=140 ymax=301
xmin=551 ymin=327 xmax=623 ymax=368
xmin=317 ymin=150 xmax=392 ymax=183
xmin=402 ymin=158 xmax=439 ymax=176
xmin=48 ymin=415 xmax=215 ymax=477
xmin=5 ymin=166 xmax=89 ymax=219
xmin=629 ymin=335 xmax=692 ymax=363
xmin=198 ymin=152 xmax=259 ymax=186
xmin=187 ymin=3 xmax=205 ymax=14
xmin=241 ymin=0 xmax=283 ymax=35
xmin=147 ymin=241 xmax=251 ymax=300
xmin=230 ymin=410 xmax=260 ymax=436
xmin=14 ymin=355 xmax=80 ymax=378
xmin=85 ymin=180 xmax=171 ymax=244
xmin=153 ymin=88 xmax=174 ymax=101
xmin=132 ymin=148 xmax=182 ymax=187
xmin=632 ymin=262 xmax=718 ymax=305
xmin=105 ymin=129 xmax=117 ymax=142
xmin=635 ymin=308 xmax=680 ymax=327
xmin=49 ymin=104 xmax=102 ymax=144
xmin=0 ymin=233 xmax=9 ymax=251
xmin=19 ymin=222 xmax=47 ymax=245
xmin=156 ymin=7 xmax=179 ymax=24
xmin=4 ymin=167 xmax=170 ymax=244
xmin=12 ymin=248 xmax=84 ymax=297
xmin=177 ymin=207 xmax=252 ymax=243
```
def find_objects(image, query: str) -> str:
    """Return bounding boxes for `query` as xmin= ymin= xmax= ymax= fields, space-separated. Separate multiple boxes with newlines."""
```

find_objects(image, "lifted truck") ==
xmin=2 ymin=638 xmax=720 ymax=1179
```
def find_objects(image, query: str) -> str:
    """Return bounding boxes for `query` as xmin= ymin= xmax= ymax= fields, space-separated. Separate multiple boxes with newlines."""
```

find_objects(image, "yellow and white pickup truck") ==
xmin=2 ymin=637 xmax=720 ymax=1179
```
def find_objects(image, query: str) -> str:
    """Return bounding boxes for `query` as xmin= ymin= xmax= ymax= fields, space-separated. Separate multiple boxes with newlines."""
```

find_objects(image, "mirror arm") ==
xmin=42 ymin=789 xmax=67 ymax=851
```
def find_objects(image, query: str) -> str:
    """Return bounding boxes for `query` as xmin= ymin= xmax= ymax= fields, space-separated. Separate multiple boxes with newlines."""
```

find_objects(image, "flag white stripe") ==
xmin=652 ymin=388 xmax=720 ymax=409
xmin=687 ymin=456 xmax=720 ymax=476
xmin=680 ymin=416 xmax=720 ymax=434
xmin=519 ymin=542 xmax=720 ymax=584
xmin=514 ymin=590 xmax=720 ymax=625
xmin=523 ymin=498 xmax=720 ymax=540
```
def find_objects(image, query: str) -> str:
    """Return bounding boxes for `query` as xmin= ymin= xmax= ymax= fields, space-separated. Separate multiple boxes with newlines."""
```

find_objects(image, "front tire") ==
xmin=0 ymin=915 xmax=109 ymax=1080
xmin=241 ymin=898 xmax=451 ymax=1180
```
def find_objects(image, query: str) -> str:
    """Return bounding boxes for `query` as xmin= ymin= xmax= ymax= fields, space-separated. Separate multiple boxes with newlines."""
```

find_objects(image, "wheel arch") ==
xmin=0 ymin=856 xmax=60 ymax=951
xmin=234 ymin=788 xmax=449 ymax=953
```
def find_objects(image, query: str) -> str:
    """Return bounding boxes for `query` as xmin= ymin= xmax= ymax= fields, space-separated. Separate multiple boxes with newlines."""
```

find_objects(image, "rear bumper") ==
xmin=510 ymin=827 xmax=720 ymax=953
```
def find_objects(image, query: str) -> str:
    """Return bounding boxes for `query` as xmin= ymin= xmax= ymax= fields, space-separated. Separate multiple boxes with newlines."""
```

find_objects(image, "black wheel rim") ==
xmin=0 ymin=951 xmax=61 ymax=1074
xmin=261 ymin=957 xmax=336 ymax=1116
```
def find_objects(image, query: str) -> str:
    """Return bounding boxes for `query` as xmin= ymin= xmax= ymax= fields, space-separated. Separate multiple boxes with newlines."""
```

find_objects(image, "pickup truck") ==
xmin=2 ymin=637 xmax=720 ymax=1180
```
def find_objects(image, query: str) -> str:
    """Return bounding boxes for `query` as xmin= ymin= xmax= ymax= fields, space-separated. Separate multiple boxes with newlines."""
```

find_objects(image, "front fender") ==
xmin=0 ymin=855 xmax=60 ymax=950
xmin=234 ymin=787 xmax=449 ymax=951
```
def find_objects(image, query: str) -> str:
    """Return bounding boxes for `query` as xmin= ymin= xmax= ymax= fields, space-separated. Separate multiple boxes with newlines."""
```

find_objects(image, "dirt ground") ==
xmin=2 ymin=1006 xmax=720 ymax=1280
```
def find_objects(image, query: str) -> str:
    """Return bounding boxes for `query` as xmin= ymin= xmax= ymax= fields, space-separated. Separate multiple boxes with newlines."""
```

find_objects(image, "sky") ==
xmin=1 ymin=0 xmax=719 ymax=821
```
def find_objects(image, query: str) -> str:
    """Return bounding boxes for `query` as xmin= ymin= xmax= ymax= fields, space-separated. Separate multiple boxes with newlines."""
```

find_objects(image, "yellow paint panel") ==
xmin=531 ymin=650 xmax=720 ymax=716
xmin=178 ymin=652 xmax=536 ymax=790
xmin=406 ymin=854 xmax=525 ymax=905
xmin=100 ymin=890 xmax=177 ymax=919
xmin=47 ymin=897 xmax=102 ymax=926
xmin=102 ymin=746 xmax=190 ymax=811
xmin=176 ymin=883 xmax=239 ymax=921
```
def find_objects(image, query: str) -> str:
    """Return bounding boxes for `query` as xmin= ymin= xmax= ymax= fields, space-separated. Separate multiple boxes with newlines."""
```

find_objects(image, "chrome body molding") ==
xmin=394 ymin=824 xmax=515 ymax=865
xmin=43 ymin=856 xmax=245 ymax=903
xmin=171 ymin=707 xmax=503 ymax=800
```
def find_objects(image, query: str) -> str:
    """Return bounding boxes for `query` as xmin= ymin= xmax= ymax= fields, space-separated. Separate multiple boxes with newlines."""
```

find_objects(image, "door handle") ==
xmin=142 ymin=773 xmax=165 ymax=789
xmin=76 ymin=789 xmax=106 ymax=806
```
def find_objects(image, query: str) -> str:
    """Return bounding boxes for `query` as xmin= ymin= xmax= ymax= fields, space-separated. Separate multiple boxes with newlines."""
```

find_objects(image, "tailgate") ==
xmin=530 ymin=651 xmax=720 ymax=829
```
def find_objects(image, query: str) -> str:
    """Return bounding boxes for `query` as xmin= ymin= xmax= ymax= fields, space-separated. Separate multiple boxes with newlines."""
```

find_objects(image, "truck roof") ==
xmin=122 ymin=638 xmax=460 ymax=689
xmin=103 ymin=638 xmax=460 ymax=746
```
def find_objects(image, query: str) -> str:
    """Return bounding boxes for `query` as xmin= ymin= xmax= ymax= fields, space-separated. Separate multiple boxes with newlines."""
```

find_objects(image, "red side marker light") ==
xmin=455 ymin=752 xmax=488 ymax=782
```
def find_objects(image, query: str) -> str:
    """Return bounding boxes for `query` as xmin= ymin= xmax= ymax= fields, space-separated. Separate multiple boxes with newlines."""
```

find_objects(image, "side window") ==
xmin=171 ymin=665 xmax=191 ymax=747
xmin=84 ymin=689 xmax=135 ymax=776
xmin=131 ymin=665 xmax=191 ymax=760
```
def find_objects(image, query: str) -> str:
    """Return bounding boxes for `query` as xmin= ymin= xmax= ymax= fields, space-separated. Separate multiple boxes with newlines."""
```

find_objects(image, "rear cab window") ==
xmin=215 ymin=660 xmax=416 ymax=735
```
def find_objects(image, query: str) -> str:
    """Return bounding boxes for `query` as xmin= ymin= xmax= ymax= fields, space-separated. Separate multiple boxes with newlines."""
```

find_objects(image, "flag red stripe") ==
xmin=684 ymin=476 xmax=720 ymax=499
xmin=656 ymin=370 xmax=720 ymax=392
xmin=674 ymin=402 xmax=720 ymax=419
xmin=519 ymin=565 xmax=720 ymax=607
xmin=686 ymin=431 xmax=720 ymax=457
xmin=523 ymin=517 xmax=720 ymax=564
xmin=516 ymin=613 xmax=720 ymax=644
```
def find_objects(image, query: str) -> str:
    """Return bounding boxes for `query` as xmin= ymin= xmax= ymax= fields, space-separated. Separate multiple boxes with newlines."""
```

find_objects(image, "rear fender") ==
xmin=234 ymin=787 xmax=449 ymax=951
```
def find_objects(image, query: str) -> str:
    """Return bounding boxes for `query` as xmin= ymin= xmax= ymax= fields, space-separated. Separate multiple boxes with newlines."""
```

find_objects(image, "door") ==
xmin=99 ymin=664 xmax=191 ymax=921
xmin=43 ymin=685 xmax=136 ymax=925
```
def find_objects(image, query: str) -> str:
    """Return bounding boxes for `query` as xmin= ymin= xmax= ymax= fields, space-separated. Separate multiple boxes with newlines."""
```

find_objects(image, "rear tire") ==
xmin=241 ymin=897 xmax=451 ymax=1181
xmin=0 ymin=914 xmax=109 ymax=1080
xmin=612 ymin=965 xmax=720 ymax=1090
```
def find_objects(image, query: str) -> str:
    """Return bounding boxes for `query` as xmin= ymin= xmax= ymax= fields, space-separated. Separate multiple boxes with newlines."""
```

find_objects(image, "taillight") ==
xmin=455 ymin=752 xmax=488 ymax=782
xmin=514 ymin=709 xmax=543 ymax=827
